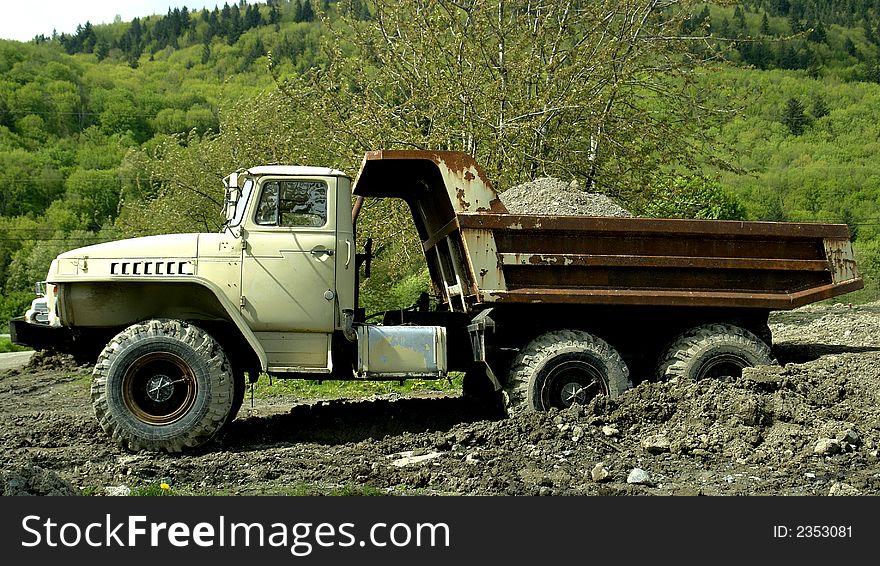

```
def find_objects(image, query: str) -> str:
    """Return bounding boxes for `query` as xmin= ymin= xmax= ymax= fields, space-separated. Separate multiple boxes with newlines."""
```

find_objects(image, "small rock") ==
xmin=572 ymin=426 xmax=584 ymax=442
xmin=828 ymin=482 xmax=860 ymax=496
xmin=591 ymin=463 xmax=611 ymax=482
xmin=389 ymin=451 xmax=444 ymax=467
xmin=454 ymin=430 xmax=474 ymax=445
xmin=814 ymin=438 xmax=841 ymax=456
xmin=465 ymin=452 xmax=481 ymax=464
xmin=835 ymin=429 xmax=860 ymax=447
xmin=641 ymin=434 xmax=671 ymax=454
xmin=626 ymin=468 xmax=654 ymax=486
xmin=105 ymin=485 xmax=131 ymax=496
xmin=601 ymin=426 xmax=619 ymax=437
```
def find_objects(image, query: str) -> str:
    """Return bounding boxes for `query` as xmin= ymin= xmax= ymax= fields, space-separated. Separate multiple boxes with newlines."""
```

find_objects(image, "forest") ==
xmin=1 ymin=0 xmax=880 ymax=326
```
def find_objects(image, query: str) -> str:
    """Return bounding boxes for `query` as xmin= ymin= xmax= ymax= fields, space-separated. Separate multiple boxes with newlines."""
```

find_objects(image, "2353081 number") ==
xmin=796 ymin=525 xmax=852 ymax=538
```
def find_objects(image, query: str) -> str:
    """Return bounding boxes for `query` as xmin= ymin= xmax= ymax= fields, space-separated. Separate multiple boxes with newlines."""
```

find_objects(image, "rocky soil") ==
xmin=2 ymin=301 xmax=880 ymax=497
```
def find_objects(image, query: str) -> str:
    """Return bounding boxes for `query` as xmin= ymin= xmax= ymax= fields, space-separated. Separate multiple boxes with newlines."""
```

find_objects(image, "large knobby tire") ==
xmin=505 ymin=329 xmax=632 ymax=415
xmin=656 ymin=323 xmax=777 ymax=382
xmin=91 ymin=319 xmax=235 ymax=452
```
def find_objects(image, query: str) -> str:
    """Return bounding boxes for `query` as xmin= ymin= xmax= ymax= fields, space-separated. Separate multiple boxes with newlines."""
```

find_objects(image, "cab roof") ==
xmin=245 ymin=165 xmax=348 ymax=178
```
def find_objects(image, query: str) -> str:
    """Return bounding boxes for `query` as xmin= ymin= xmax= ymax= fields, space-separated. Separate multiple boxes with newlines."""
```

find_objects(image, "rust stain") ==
xmin=464 ymin=171 xmax=475 ymax=181
xmin=456 ymin=187 xmax=470 ymax=211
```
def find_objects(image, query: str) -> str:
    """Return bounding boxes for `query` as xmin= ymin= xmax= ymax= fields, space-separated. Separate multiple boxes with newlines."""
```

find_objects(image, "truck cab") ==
xmin=223 ymin=165 xmax=356 ymax=373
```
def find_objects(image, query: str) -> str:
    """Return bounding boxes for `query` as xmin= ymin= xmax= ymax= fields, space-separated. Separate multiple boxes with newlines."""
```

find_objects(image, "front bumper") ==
xmin=9 ymin=317 xmax=75 ymax=353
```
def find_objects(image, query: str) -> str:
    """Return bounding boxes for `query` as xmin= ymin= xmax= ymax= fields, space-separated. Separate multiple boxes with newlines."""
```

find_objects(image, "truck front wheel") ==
xmin=656 ymin=323 xmax=776 ymax=382
xmin=91 ymin=319 xmax=235 ymax=452
xmin=505 ymin=330 xmax=631 ymax=414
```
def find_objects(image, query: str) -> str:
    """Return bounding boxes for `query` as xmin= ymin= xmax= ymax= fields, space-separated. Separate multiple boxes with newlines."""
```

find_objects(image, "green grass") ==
xmin=130 ymin=483 xmax=175 ymax=496
xmin=250 ymin=372 xmax=465 ymax=401
xmin=128 ymin=483 xmax=389 ymax=497
xmin=204 ymin=484 xmax=389 ymax=496
xmin=0 ymin=336 xmax=30 ymax=353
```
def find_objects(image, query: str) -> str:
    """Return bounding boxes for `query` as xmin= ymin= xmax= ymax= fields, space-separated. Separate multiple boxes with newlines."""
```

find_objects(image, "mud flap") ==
xmin=467 ymin=309 xmax=502 ymax=391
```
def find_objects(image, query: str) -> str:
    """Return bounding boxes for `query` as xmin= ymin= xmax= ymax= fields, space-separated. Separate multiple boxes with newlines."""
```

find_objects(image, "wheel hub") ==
xmin=540 ymin=357 xmax=608 ymax=410
xmin=560 ymin=382 xmax=589 ymax=407
xmin=146 ymin=374 xmax=176 ymax=403
xmin=122 ymin=352 xmax=197 ymax=426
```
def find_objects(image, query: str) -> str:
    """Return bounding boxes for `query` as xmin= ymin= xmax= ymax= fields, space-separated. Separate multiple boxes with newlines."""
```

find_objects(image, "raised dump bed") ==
xmin=352 ymin=150 xmax=863 ymax=313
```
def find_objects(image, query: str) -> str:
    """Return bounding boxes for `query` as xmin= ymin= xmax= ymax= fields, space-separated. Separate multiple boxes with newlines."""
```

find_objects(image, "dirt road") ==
xmin=0 ymin=351 xmax=33 ymax=372
xmin=2 ymin=301 xmax=879 ymax=496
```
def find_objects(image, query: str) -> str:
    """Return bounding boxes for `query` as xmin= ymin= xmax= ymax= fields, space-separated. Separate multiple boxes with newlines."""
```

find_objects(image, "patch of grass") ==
xmin=0 ymin=336 xmax=30 ymax=353
xmin=206 ymin=483 xmax=389 ymax=496
xmin=130 ymin=482 xmax=175 ymax=496
xmin=251 ymin=372 xmax=464 ymax=400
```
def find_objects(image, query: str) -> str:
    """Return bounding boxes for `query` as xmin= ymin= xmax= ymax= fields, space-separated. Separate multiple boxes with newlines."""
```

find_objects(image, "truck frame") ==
xmin=11 ymin=150 xmax=863 ymax=452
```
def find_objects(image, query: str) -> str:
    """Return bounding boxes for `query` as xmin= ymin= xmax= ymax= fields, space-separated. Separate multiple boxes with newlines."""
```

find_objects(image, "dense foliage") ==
xmin=1 ymin=0 xmax=880 ymax=326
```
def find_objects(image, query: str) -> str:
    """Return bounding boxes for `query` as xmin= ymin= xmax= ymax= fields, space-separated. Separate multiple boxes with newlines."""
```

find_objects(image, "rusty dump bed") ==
xmin=353 ymin=150 xmax=863 ymax=311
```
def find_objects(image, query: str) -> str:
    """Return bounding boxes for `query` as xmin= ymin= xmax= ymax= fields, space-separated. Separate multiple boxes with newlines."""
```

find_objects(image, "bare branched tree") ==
xmin=284 ymin=0 xmax=731 ymax=206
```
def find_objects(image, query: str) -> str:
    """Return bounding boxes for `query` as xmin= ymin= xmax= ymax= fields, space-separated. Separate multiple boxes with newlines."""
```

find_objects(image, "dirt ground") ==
xmin=2 ymin=301 xmax=880 ymax=497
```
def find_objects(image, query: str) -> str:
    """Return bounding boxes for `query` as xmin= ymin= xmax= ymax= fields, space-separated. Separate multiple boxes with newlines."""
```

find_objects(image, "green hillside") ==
xmin=1 ymin=0 xmax=879 ymax=324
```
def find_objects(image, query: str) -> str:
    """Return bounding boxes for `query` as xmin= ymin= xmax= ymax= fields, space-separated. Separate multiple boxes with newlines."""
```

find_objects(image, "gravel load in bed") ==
xmin=499 ymin=177 xmax=633 ymax=217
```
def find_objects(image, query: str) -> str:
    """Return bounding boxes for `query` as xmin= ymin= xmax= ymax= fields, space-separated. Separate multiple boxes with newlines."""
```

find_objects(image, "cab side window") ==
xmin=255 ymin=180 xmax=328 ymax=228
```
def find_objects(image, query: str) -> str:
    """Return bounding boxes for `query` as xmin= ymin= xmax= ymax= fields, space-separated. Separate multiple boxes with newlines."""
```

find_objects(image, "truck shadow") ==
xmin=218 ymin=394 xmax=506 ymax=449
xmin=773 ymin=342 xmax=880 ymax=365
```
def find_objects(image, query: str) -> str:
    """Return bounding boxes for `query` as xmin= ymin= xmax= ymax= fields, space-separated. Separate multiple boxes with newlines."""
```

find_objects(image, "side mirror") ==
xmin=223 ymin=172 xmax=241 ymax=224
xmin=226 ymin=172 xmax=239 ymax=191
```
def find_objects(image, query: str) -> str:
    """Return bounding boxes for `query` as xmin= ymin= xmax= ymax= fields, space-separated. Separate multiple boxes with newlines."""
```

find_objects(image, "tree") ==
xmin=782 ymin=97 xmax=807 ymax=135
xmin=95 ymin=38 xmax=110 ymax=61
xmin=864 ymin=18 xmax=877 ymax=45
xmin=807 ymin=20 xmax=826 ymax=43
xmin=844 ymin=36 xmax=858 ymax=58
xmin=761 ymin=13 xmax=771 ymax=35
xmin=639 ymin=176 xmax=745 ymax=220
xmin=301 ymin=0 xmax=315 ymax=23
xmin=284 ymin=0 xmax=732 ymax=207
xmin=811 ymin=95 xmax=829 ymax=119
xmin=734 ymin=6 xmax=746 ymax=31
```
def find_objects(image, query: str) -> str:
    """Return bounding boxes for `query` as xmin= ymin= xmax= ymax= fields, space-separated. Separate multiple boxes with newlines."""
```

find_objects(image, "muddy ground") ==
xmin=2 ymin=301 xmax=880 ymax=497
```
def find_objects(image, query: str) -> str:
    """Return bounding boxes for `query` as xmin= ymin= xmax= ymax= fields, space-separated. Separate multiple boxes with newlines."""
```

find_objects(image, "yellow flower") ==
xmin=160 ymin=483 xmax=170 ymax=490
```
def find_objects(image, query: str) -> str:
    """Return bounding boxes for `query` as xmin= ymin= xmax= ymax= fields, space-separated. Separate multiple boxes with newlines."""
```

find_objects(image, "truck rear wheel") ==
xmin=91 ymin=319 xmax=235 ymax=452
xmin=505 ymin=330 xmax=631 ymax=414
xmin=656 ymin=323 xmax=776 ymax=382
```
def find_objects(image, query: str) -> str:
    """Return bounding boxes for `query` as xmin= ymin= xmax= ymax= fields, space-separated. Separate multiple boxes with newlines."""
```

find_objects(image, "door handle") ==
xmin=310 ymin=248 xmax=334 ymax=257
xmin=345 ymin=239 xmax=352 ymax=268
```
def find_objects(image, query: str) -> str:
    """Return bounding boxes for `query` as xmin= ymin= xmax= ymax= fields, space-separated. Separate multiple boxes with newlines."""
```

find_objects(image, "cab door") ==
xmin=240 ymin=177 xmax=338 ymax=370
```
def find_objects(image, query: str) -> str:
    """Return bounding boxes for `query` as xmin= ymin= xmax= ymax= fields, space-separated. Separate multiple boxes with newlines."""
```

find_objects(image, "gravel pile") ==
xmin=500 ymin=177 xmax=632 ymax=217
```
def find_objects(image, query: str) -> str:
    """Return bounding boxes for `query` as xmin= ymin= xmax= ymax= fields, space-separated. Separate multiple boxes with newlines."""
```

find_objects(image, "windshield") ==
xmin=229 ymin=178 xmax=254 ymax=228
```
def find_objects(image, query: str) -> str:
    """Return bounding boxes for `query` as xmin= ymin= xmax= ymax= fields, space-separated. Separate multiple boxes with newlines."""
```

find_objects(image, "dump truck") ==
xmin=10 ymin=150 xmax=863 ymax=452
